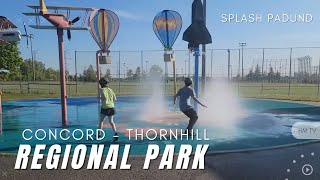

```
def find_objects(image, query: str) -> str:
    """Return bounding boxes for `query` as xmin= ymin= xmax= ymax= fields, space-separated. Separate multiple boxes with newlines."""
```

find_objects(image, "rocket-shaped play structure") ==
xmin=183 ymin=0 xmax=212 ymax=108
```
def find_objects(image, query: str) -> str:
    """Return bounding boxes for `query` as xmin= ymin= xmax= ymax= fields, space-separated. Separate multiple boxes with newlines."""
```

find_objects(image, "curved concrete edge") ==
xmin=206 ymin=140 xmax=320 ymax=156
xmin=244 ymin=97 xmax=320 ymax=106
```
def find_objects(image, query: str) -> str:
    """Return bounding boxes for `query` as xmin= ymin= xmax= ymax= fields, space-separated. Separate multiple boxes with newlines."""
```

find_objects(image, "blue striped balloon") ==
xmin=153 ymin=10 xmax=182 ymax=50
xmin=88 ymin=9 xmax=120 ymax=52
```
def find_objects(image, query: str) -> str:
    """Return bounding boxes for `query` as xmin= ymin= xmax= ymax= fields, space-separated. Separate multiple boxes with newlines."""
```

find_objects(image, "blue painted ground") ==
xmin=0 ymin=96 xmax=319 ymax=155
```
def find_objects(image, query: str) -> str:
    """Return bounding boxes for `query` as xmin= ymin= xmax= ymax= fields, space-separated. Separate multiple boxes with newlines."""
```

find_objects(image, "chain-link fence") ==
xmin=2 ymin=47 xmax=320 ymax=100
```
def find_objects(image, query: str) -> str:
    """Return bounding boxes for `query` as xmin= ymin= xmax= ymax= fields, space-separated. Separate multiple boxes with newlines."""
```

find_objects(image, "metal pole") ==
xmin=30 ymin=35 xmax=36 ymax=82
xmin=242 ymin=46 xmax=244 ymax=79
xmin=238 ymin=49 xmax=241 ymax=95
xmin=96 ymin=51 xmax=101 ymax=98
xmin=261 ymin=49 xmax=265 ymax=94
xmin=118 ymin=51 xmax=121 ymax=94
xmin=210 ymin=49 xmax=213 ymax=78
xmin=201 ymin=0 xmax=207 ymax=95
xmin=173 ymin=61 xmax=177 ymax=95
xmin=0 ymin=91 xmax=2 ymax=115
xmin=318 ymin=59 xmax=320 ymax=96
xmin=74 ymin=50 xmax=78 ymax=95
xmin=57 ymin=28 xmax=68 ymax=126
xmin=165 ymin=62 xmax=168 ymax=94
xmin=194 ymin=47 xmax=200 ymax=110
xmin=288 ymin=48 xmax=293 ymax=96
xmin=0 ymin=91 xmax=2 ymax=134
xmin=239 ymin=43 xmax=246 ymax=79
xmin=227 ymin=49 xmax=230 ymax=81
xmin=146 ymin=61 xmax=149 ymax=74
xmin=188 ymin=52 xmax=191 ymax=77
xmin=185 ymin=60 xmax=187 ymax=77
xmin=141 ymin=51 xmax=144 ymax=75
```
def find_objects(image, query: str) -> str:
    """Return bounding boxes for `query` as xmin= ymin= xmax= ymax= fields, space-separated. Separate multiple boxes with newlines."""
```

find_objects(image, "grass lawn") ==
xmin=1 ymin=81 xmax=320 ymax=102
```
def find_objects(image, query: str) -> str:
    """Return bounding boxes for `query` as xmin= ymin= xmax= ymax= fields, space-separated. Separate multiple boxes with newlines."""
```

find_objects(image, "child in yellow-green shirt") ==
xmin=98 ymin=78 xmax=118 ymax=142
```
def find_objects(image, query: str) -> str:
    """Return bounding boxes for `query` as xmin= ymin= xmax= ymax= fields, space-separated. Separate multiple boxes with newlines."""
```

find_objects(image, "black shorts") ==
xmin=182 ymin=108 xmax=198 ymax=119
xmin=101 ymin=108 xmax=116 ymax=116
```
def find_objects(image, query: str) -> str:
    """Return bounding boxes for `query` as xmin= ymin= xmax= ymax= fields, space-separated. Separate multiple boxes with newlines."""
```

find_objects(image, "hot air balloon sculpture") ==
xmin=153 ymin=10 xmax=182 ymax=95
xmin=88 ymin=9 xmax=120 ymax=92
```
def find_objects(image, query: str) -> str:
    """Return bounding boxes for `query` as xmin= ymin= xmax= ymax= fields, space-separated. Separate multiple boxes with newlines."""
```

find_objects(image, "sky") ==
xmin=2 ymin=0 xmax=320 ymax=76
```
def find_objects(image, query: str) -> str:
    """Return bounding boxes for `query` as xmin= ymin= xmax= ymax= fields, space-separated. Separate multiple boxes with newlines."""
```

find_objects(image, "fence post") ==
xmin=118 ymin=51 xmax=121 ymax=94
xmin=210 ymin=49 xmax=213 ymax=78
xmin=0 ymin=91 xmax=2 ymax=115
xmin=261 ymin=48 xmax=265 ymax=94
xmin=75 ymin=50 xmax=78 ymax=95
xmin=20 ymin=82 xmax=23 ymax=94
xmin=318 ymin=59 xmax=320 ymax=96
xmin=165 ymin=62 xmax=168 ymax=94
xmin=227 ymin=49 xmax=230 ymax=81
xmin=0 ymin=91 xmax=2 ymax=134
xmin=238 ymin=49 xmax=241 ymax=95
xmin=189 ymin=51 xmax=191 ymax=77
xmin=288 ymin=48 xmax=293 ymax=96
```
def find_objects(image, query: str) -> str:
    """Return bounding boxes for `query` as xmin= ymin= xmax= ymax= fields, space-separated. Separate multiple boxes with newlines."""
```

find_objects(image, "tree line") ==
xmin=0 ymin=43 xmax=165 ymax=82
xmin=245 ymin=64 xmax=281 ymax=82
xmin=80 ymin=65 xmax=164 ymax=82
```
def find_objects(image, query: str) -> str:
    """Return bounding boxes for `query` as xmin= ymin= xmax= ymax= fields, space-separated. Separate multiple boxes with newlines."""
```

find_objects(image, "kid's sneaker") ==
xmin=113 ymin=133 xmax=119 ymax=142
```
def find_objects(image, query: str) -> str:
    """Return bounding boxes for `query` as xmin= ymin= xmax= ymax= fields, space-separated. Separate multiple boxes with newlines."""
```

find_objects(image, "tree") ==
xmin=133 ymin=67 xmax=142 ymax=81
xmin=19 ymin=59 xmax=33 ymax=81
xmin=246 ymin=69 xmax=254 ymax=81
xmin=149 ymin=65 xmax=163 ymax=80
xmin=275 ymin=71 xmax=281 ymax=82
xmin=142 ymin=70 xmax=147 ymax=80
xmin=0 ymin=43 xmax=23 ymax=80
xmin=19 ymin=59 xmax=47 ymax=81
xmin=127 ymin=69 xmax=133 ymax=80
xmin=253 ymin=64 xmax=262 ymax=82
xmin=83 ymin=65 xmax=96 ymax=82
xmin=267 ymin=66 xmax=276 ymax=82
xmin=45 ymin=68 xmax=59 ymax=81
xmin=105 ymin=68 xmax=112 ymax=80
xmin=34 ymin=60 xmax=46 ymax=81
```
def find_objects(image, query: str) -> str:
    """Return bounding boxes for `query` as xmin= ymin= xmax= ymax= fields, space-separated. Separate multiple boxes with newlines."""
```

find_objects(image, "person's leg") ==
xmin=184 ymin=109 xmax=199 ymax=133
xmin=108 ymin=115 xmax=117 ymax=134
xmin=108 ymin=115 xmax=119 ymax=142
xmin=99 ymin=114 xmax=106 ymax=136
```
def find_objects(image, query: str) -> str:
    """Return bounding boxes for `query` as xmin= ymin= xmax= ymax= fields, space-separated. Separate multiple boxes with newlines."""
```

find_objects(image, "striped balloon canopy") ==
xmin=88 ymin=9 xmax=119 ymax=52
xmin=153 ymin=10 xmax=182 ymax=50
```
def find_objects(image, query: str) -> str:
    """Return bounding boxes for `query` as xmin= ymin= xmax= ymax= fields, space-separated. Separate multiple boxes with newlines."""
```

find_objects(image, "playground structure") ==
xmin=153 ymin=10 xmax=182 ymax=94
xmin=88 ymin=9 xmax=120 ymax=96
xmin=17 ymin=0 xmax=212 ymax=126
xmin=24 ymin=0 xmax=94 ymax=126
xmin=183 ymin=0 xmax=212 ymax=105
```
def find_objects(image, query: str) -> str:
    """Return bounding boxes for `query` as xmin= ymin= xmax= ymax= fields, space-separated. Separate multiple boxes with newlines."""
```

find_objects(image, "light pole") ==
xmin=32 ymin=49 xmax=39 ymax=81
xmin=201 ymin=0 xmax=207 ymax=95
xmin=185 ymin=59 xmax=187 ymax=77
xmin=145 ymin=61 xmax=149 ymax=74
xmin=228 ymin=49 xmax=230 ymax=80
xmin=123 ymin=63 xmax=126 ymax=79
xmin=188 ymin=52 xmax=191 ymax=77
xmin=22 ymin=33 xmax=35 ymax=82
xmin=239 ymin=42 xmax=247 ymax=79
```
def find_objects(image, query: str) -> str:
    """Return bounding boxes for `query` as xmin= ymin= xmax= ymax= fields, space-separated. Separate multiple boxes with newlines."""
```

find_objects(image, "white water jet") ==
xmin=139 ymin=78 xmax=167 ymax=121
xmin=198 ymin=79 xmax=246 ymax=129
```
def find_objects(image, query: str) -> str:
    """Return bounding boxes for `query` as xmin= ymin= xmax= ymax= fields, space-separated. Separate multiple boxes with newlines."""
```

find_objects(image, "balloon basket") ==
xmin=99 ymin=55 xmax=112 ymax=64
xmin=164 ymin=52 xmax=175 ymax=62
